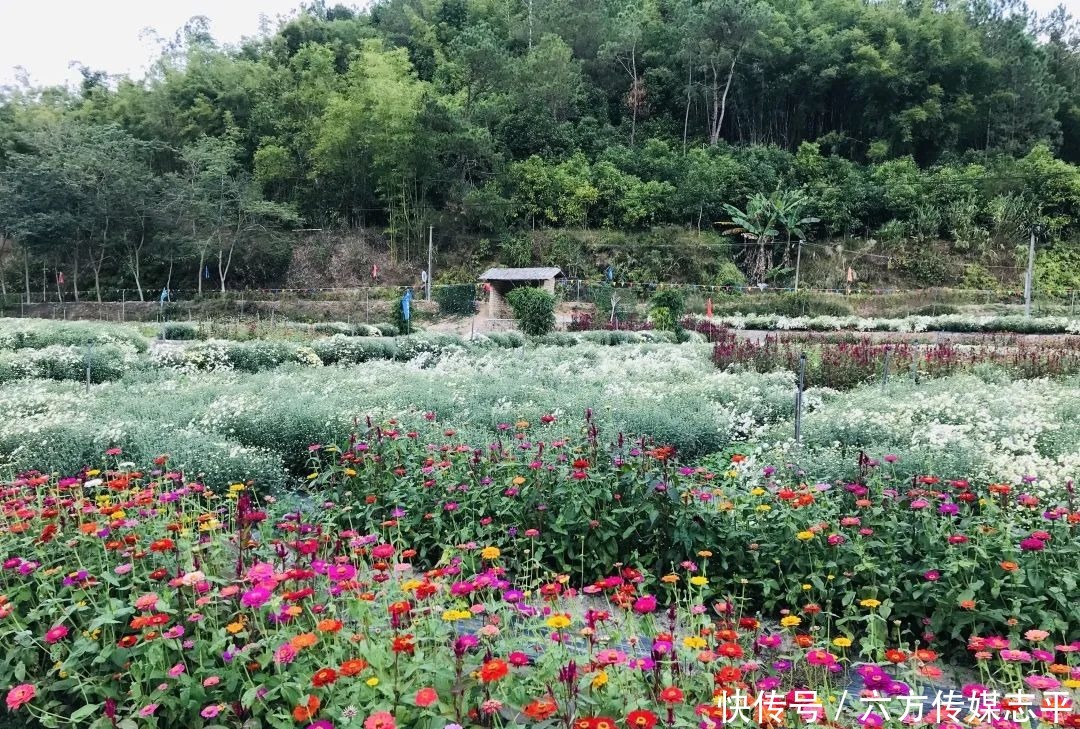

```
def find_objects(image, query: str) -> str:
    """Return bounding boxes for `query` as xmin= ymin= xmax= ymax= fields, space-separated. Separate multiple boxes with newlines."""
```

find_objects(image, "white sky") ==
xmin=1 ymin=0 xmax=1079 ymax=88
xmin=0 ymin=0 xmax=317 ymax=88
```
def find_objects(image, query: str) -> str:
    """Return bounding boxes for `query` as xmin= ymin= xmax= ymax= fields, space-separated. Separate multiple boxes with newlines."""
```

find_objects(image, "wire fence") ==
xmin=0 ymin=280 xmax=1077 ymax=321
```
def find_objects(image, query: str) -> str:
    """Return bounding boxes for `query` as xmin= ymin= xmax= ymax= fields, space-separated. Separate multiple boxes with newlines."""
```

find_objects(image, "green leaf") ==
xmin=70 ymin=703 xmax=102 ymax=723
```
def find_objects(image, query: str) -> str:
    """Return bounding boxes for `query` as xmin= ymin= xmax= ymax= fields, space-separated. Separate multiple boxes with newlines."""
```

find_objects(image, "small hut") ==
xmin=479 ymin=267 xmax=565 ymax=320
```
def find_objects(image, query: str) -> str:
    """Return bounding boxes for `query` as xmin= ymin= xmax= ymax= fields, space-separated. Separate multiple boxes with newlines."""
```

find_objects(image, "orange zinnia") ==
xmin=290 ymin=632 xmax=318 ymax=650
xmin=478 ymin=659 xmax=509 ymax=683
xmin=999 ymin=561 xmax=1019 ymax=572
xmin=292 ymin=695 xmax=320 ymax=722
xmin=317 ymin=619 xmax=343 ymax=633
xmin=339 ymin=659 xmax=368 ymax=677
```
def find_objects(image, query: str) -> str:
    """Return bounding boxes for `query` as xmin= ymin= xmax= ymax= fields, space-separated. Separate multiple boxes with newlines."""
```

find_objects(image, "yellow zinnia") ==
xmin=480 ymin=546 xmax=501 ymax=560
xmin=591 ymin=671 xmax=608 ymax=688
xmin=366 ymin=677 xmax=379 ymax=687
xmin=683 ymin=636 xmax=707 ymax=649
xmin=832 ymin=637 xmax=852 ymax=648
xmin=750 ymin=487 xmax=766 ymax=496
xmin=546 ymin=615 xmax=571 ymax=630
xmin=796 ymin=530 xmax=815 ymax=541
xmin=780 ymin=616 xmax=801 ymax=628
xmin=689 ymin=576 xmax=708 ymax=587
xmin=859 ymin=599 xmax=882 ymax=609
xmin=756 ymin=504 xmax=772 ymax=512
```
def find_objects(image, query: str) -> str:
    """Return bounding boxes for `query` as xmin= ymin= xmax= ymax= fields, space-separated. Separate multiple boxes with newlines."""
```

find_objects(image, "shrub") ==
xmin=312 ymin=336 xmax=398 ymax=365
xmin=649 ymin=288 xmax=685 ymax=332
xmin=434 ymin=284 xmax=477 ymax=316
xmin=715 ymin=260 xmax=748 ymax=289
xmin=375 ymin=323 xmax=399 ymax=337
xmin=506 ymin=286 xmax=556 ymax=336
xmin=160 ymin=322 xmax=202 ymax=340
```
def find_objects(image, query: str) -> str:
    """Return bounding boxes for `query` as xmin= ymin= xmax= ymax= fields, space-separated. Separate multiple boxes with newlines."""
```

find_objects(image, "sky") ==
xmin=0 ymin=0 xmax=322 ymax=88
xmin=1 ymin=0 xmax=1079 ymax=89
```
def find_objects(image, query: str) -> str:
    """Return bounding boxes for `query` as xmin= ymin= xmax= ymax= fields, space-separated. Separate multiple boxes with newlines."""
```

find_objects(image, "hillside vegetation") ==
xmin=2 ymin=0 xmax=1080 ymax=297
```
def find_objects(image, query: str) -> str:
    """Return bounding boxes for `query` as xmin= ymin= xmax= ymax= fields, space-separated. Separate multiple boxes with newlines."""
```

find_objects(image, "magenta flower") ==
xmin=240 ymin=586 xmax=272 ymax=608
xmin=44 ymin=625 xmax=69 ymax=644
xmin=326 ymin=564 xmax=357 ymax=582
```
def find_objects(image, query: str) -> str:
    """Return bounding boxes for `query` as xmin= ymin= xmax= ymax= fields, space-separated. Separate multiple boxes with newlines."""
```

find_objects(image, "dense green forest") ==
xmin=2 ymin=0 xmax=1080 ymax=298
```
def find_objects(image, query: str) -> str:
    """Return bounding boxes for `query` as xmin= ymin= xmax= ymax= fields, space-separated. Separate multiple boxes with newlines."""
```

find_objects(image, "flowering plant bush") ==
xmin=2 ymin=436 xmax=1078 ymax=729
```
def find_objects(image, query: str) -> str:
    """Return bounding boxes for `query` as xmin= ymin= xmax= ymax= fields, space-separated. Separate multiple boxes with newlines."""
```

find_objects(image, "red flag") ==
xmin=706 ymin=297 xmax=713 ymax=318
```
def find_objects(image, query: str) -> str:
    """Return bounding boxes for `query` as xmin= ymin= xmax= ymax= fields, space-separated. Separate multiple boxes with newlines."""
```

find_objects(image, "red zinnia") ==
xmin=659 ymin=686 xmax=684 ymax=704
xmin=523 ymin=699 xmax=558 ymax=720
xmin=392 ymin=635 xmax=415 ymax=654
xmin=627 ymin=709 xmax=658 ymax=729
xmin=311 ymin=668 xmax=337 ymax=687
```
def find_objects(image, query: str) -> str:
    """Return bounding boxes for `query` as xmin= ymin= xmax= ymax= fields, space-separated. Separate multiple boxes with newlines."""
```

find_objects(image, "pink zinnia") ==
xmin=167 ymin=663 xmax=186 ymax=678
xmin=200 ymin=704 xmax=221 ymax=719
xmin=241 ymin=586 xmax=272 ymax=608
xmin=139 ymin=704 xmax=159 ymax=717
xmin=1024 ymin=675 xmax=1060 ymax=691
xmin=135 ymin=593 xmax=159 ymax=611
xmin=364 ymin=711 xmax=396 ymax=729
xmin=1020 ymin=537 xmax=1045 ymax=551
xmin=44 ymin=625 xmax=69 ymax=644
xmin=371 ymin=544 xmax=395 ymax=559
xmin=5 ymin=684 xmax=35 ymax=710
xmin=327 ymin=564 xmax=357 ymax=582
xmin=274 ymin=643 xmax=297 ymax=665
xmin=632 ymin=595 xmax=657 ymax=614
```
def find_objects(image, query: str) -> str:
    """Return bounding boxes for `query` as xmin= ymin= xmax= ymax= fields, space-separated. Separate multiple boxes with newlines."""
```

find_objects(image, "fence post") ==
xmin=794 ymin=353 xmax=807 ymax=445
xmin=85 ymin=339 xmax=92 ymax=393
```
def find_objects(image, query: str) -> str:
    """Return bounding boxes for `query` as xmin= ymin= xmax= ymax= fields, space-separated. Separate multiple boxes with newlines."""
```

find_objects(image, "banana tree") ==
xmin=720 ymin=193 xmax=779 ymax=283
xmin=772 ymin=190 xmax=819 ymax=270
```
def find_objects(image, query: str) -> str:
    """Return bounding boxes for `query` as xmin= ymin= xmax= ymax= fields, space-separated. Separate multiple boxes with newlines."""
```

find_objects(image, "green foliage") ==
xmin=434 ymin=283 xmax=477 ymax=316
xmin=161 ymin=322 xmax=201 ymax=340
xmin=506 ymin=286 xmax=556 ymax=336
xmin=649 ymin=288 xmax=685 ymax=332
xmin=6 ymin=0 xmax=1080 ymax=294
xmin=960 ymin=264 xmax=1000 ymax=291
xmin=1035 ymin=243 xmax=1080 ymax=295
xmin=715 ymin=260 xmax=748 ymax=288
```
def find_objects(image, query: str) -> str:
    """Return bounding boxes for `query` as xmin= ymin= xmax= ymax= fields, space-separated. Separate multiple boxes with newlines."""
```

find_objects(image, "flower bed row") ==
xmin=1 ymin=437 xmax=1078 ymax=729
xmin=692 ymin=314 xmax=1080 ymax=335
xmin=711 ymin=334 xmax=1080 ymax=389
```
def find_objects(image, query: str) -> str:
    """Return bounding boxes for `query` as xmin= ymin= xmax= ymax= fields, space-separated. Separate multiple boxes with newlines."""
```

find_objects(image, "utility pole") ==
xmin=794 ymin=239 xmax=803 ymax=293
xmin=426 ymin=225 xmax=433 ymax=302
xmin=1024 ymin=227 xmax=1036 ymax=318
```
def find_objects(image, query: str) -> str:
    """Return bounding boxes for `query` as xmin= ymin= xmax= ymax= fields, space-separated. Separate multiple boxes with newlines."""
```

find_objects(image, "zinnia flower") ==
xmin=44 ymin=625 xmax=69 ymax=644
xmin=5 ymin=684 xmax=34 ymax=711
xmin=363 ymin=711 xmax=395 ymax=729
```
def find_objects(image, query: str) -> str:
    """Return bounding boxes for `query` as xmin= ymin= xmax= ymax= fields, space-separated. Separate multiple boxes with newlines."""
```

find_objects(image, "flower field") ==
xmin=1 ymin=426 xmax=1078 ymax=729
xmin=0 ymin=318 xmax=1077 ymax=728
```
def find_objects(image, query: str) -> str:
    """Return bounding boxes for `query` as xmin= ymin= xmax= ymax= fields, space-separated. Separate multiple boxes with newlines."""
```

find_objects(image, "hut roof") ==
xmin=479 ymin=267 xmax=564 ymax=281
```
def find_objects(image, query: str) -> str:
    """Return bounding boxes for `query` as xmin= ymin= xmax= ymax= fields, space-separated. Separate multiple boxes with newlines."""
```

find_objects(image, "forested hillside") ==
xmin=2 ymin=0 xmax=1080 ymax=297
